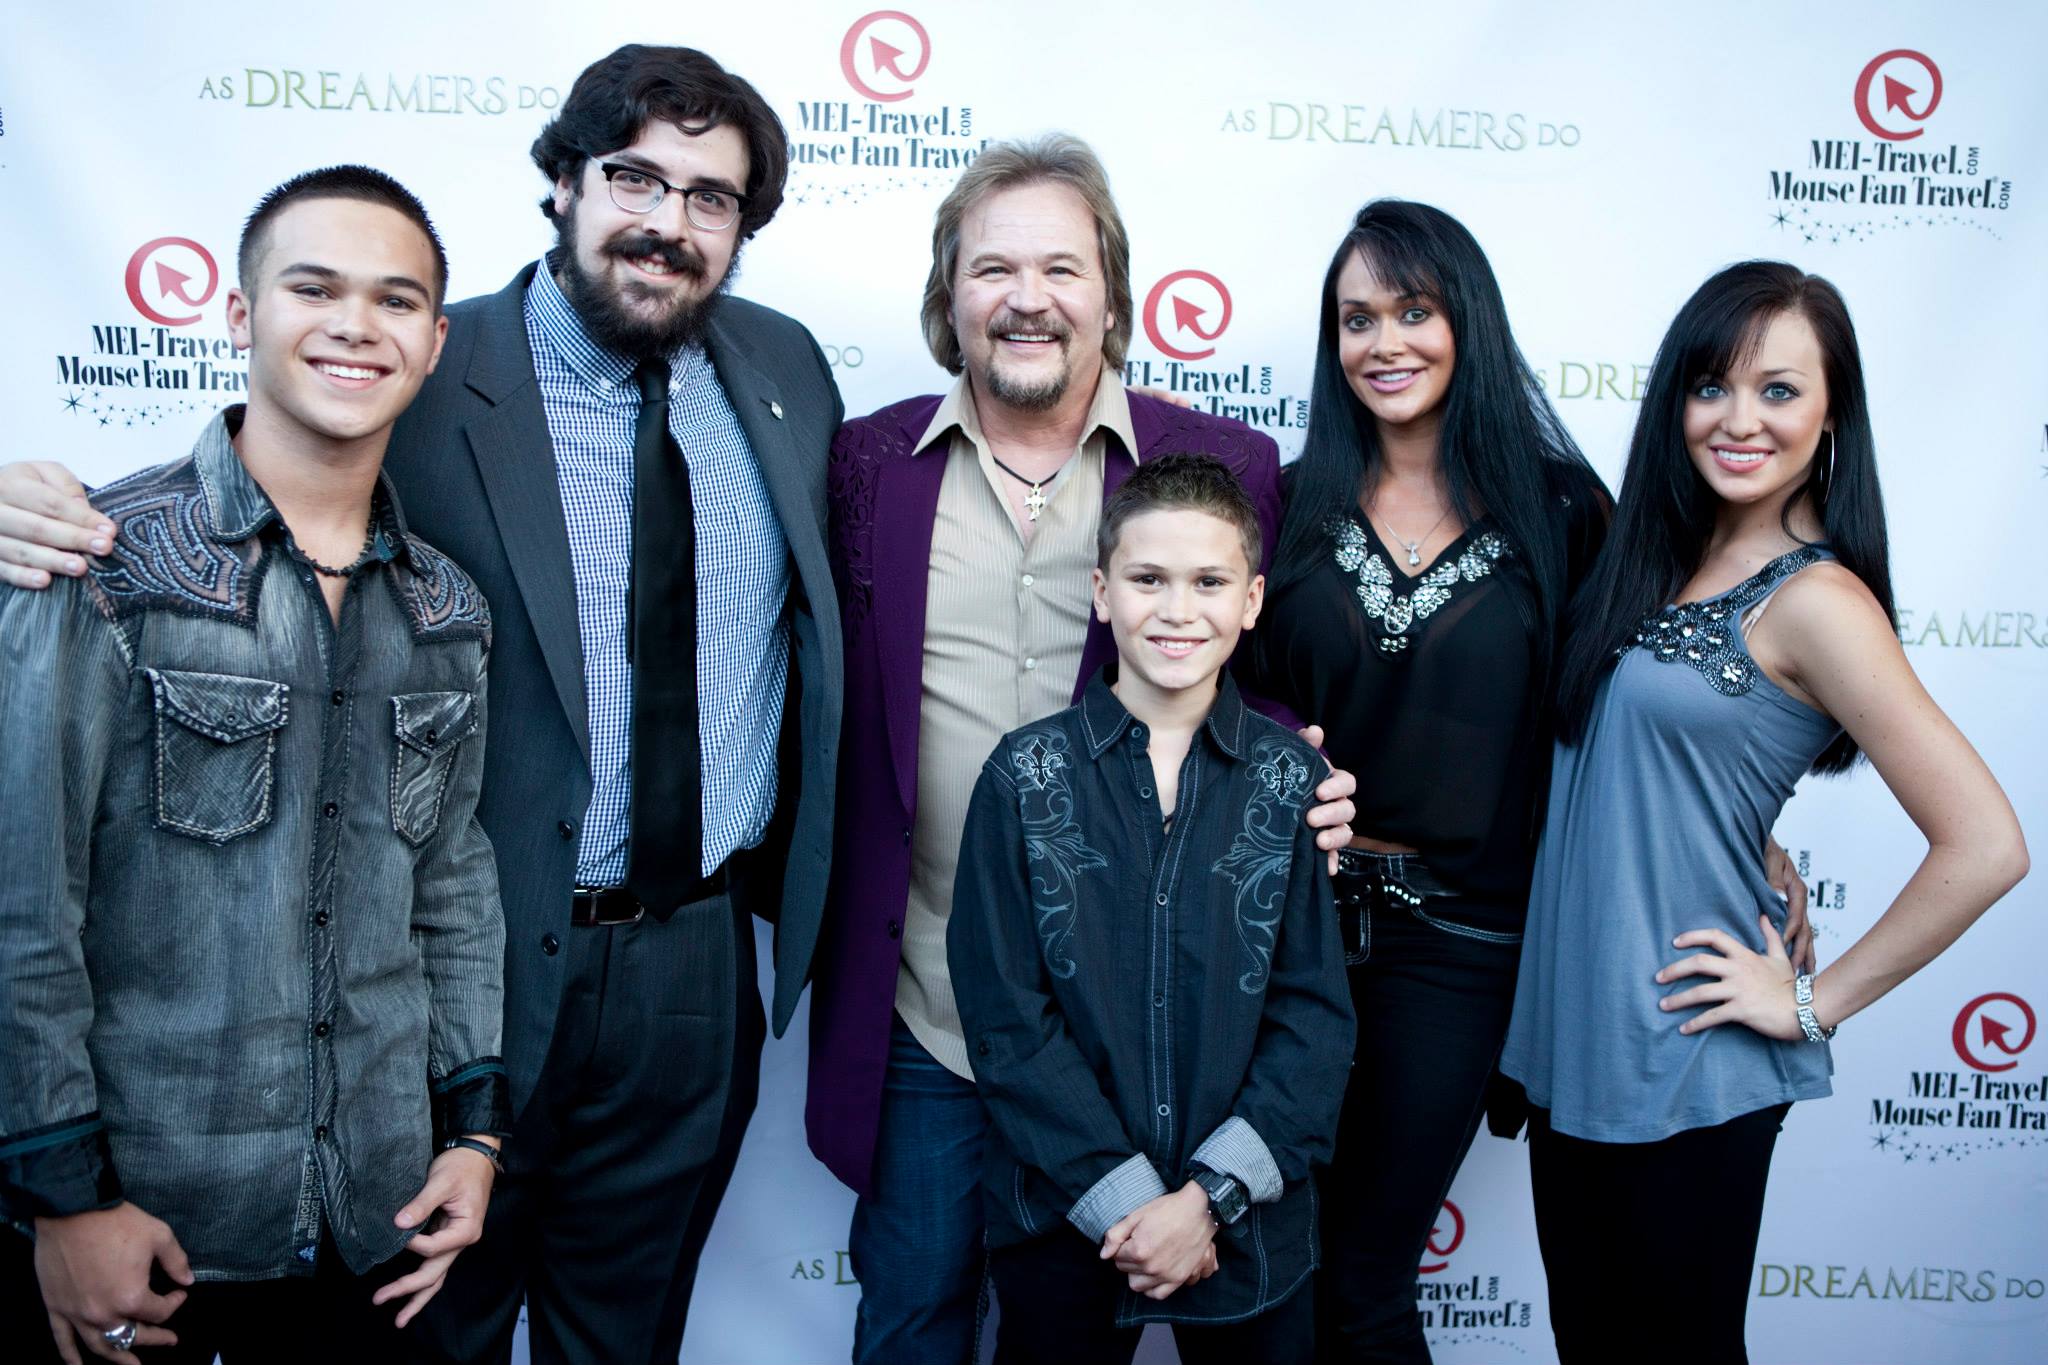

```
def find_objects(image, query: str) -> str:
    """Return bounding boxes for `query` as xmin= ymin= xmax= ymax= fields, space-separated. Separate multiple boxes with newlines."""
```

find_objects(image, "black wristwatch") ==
xmin=1191 ymin=1166 xmax=1248 ymax=1226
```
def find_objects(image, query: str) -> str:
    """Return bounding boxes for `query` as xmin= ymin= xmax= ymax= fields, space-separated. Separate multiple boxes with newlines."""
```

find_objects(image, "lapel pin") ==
xmin=768 ymin=400 xmax=784 ymax=420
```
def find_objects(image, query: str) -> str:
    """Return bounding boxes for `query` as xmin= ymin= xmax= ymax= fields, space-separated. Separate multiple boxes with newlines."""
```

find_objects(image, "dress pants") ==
xmin=846 ymin=1015 xmax=989 ymax=1365
xmin=1528 ymin=1102 xmax=1790 ymax=1365
xmin=402 ymin=890 xmax=763 ymax=1365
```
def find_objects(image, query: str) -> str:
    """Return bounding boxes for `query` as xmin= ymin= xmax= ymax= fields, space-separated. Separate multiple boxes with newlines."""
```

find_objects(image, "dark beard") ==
xmin=554 ymin=210 xmax=737 ymax=358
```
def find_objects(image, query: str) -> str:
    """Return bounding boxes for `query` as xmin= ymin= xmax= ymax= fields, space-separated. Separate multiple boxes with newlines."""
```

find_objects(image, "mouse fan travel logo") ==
xmin=785 ymin=11 xmax=990 ymax=207
xmin=1865 ymin=993 xmax=2046 ymax=1162
xmin=1766 ymin=51 xmax=2016 ymax=245
xmin=1128 ymin=271 xmax=1305 ymax=443
xmin=56 ymin=239 xmax=248 ymax=430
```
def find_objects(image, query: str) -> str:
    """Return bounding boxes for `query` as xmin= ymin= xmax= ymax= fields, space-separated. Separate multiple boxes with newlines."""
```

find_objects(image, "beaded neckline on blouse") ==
xmin=1625 ymin=545 xmax=1825 ymax=696
xmin=1329 ymin=515 xmax=1512 ymax=656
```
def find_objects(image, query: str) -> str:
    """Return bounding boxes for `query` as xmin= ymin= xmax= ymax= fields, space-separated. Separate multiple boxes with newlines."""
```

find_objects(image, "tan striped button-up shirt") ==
xmin=896 ymin=369 xmax=1138 ymax=1078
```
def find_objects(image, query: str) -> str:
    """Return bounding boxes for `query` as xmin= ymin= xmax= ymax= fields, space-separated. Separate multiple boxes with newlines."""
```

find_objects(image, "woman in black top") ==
xmin=1243 ymin=200 xmax=1608 ymax=1363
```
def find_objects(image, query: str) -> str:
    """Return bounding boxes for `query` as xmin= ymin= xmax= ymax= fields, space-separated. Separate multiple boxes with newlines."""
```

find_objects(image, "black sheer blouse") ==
xmin=1244 ymin=468 xmax=1608 ymax=916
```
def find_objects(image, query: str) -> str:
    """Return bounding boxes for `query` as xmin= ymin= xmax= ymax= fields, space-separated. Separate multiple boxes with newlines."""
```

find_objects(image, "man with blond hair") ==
xmin=806 ymin=133 xmax=1355 ymax=1364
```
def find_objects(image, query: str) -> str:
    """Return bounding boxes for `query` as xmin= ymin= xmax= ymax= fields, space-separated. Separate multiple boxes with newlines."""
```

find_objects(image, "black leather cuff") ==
xmin=430 ymin=1058 xmax=511 ymax=1146
xmin=0 ymin=1113 xmax=123 ymax=1222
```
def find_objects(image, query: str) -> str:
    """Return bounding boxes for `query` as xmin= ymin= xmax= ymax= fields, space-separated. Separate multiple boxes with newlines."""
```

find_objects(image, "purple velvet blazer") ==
xmin=805 ymin=390 xmax=1286 ymax=1193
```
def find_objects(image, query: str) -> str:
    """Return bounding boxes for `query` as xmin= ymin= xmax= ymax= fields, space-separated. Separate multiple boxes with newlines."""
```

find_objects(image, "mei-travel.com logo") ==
xmin=1765 ymin=49 xmax=2013 ymax=243
xmin=1410 ymin=1200 xmax=1534 ymax=1333
xmin=53 ymin=238 xmax=247 ymax=429
xmin=1864 ymin=993 xmax=2046 ymax=1162
xmin=1126 ymin=270 xmax=1304 ymax=438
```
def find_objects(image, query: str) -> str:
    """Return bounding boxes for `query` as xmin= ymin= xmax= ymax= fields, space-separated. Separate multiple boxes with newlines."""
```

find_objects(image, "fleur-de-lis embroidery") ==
xmin=1008 ymin=727 xmax=1105 ymax=977
xmin=1255 ymin=748 xmax=1313 ymax=803
xmin=1212 ymin=738 xmax=1313 ymax=994
xmin=1012 ymin=733 xmax=1067 ymax=792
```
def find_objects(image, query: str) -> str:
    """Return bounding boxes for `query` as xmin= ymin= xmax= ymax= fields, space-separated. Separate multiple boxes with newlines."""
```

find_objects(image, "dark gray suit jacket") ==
xmin=384 ymin=263 xmax=843 ymax=1114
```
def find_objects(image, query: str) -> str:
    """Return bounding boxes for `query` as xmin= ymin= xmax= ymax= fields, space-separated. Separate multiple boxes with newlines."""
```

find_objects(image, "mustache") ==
xmin=604 ymin=233 xmax=708 ymax=281
xmin=986 ymin=311 xmax=1071 ymax=343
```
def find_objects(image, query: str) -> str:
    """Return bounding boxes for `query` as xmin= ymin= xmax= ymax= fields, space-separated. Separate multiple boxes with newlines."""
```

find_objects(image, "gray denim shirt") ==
xmin=0 ymin=407 xmax=509 ymax=1279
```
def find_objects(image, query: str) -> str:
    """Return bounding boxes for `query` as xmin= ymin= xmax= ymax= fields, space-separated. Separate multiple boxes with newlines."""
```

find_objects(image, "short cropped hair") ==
xmin=531 ymin=44 xmax=789 ymax=240
xmin=239 ymin=165 xmax=448 ymax=308
xmin=922 ymin=133 xmax=1135 ymax=374
xmin=1096 ymin=453 xmax=1262 ymax=572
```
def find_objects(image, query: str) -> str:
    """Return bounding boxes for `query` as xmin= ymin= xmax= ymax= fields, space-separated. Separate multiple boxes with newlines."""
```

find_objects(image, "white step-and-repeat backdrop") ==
xmin=4 ymin=2 xmax=2042 ymax=1361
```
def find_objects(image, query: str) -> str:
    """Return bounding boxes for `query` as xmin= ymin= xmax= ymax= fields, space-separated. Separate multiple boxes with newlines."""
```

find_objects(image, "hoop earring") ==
xmin=1820 ymin=430 xmax=1836 ymax=502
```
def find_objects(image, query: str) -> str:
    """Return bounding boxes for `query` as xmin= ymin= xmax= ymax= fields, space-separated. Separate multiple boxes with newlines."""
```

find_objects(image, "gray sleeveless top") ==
xmin=1500 ymin=546 xmax=1844 ymax=1142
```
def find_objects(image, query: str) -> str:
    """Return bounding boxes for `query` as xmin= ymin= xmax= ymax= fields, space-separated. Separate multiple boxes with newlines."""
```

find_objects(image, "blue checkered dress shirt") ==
xmin=523 ymin=262 xmax=791 ymax=885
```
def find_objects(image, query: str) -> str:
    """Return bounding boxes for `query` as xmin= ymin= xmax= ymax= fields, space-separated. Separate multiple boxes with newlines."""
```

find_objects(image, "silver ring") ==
xmin=101 ymin=1321 xmax=139 ymax=1351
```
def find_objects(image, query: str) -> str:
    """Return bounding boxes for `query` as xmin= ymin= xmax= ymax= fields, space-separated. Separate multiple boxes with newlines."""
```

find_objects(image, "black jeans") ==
xmin=4 ymin=1226 xmax=410 ymax=1364
xmin=1317 ymin=852 xmax=1523 ymax=1364
xmin=1528 ymin=1102 xmax=1791 ymax=1364
xmin=989 ymin=1230 xmax=1313 ymax=1365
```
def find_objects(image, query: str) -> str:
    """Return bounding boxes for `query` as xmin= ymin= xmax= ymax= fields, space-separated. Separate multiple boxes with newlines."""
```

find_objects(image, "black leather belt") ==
xmin=570 ymin=887 xmax=644 ymax=927
xmin=570 ymin=865 xmax=728 ymax=927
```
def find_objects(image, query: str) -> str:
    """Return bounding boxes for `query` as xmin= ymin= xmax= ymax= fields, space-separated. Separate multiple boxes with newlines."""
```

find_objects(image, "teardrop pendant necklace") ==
xmin=1370 ymin=502 xmax=1452 ymax=568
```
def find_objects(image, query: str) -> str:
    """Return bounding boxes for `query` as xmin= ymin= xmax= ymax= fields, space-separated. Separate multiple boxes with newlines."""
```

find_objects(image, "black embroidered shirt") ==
xmin=948 ymin=668 xmax=1353 ymax=1325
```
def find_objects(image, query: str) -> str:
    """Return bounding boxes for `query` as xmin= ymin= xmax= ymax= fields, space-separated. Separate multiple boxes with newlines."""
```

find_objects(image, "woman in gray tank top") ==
xmin=1500 ymin=261 xmax=2028 ymax=1363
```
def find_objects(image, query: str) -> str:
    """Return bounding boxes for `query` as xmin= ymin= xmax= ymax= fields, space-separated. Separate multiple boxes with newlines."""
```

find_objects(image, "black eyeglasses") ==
xmin=597 ymin=162 xmax=747 ymax=232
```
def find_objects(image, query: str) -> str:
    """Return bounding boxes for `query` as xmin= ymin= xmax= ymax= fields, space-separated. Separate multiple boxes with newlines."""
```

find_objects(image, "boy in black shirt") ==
xmin=949 ymin=453 xmax=1354 ymax=1362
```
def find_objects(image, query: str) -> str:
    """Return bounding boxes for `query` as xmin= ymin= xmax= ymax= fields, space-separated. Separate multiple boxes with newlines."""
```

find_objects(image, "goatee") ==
xmin=981 ymin=309 xmax=1072 ymax=412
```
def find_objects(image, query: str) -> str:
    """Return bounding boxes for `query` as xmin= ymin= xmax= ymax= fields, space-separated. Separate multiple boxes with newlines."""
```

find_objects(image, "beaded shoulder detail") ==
xmin=1329 ymin=517 xmax=1510 ymax=656
xmin=1626 ymin=546 xmax=1825 ymax=696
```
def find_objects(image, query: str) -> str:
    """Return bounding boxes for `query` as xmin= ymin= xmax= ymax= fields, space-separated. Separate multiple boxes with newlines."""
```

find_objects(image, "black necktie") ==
xmin=623 ymin=358 xmax=702 ymax=920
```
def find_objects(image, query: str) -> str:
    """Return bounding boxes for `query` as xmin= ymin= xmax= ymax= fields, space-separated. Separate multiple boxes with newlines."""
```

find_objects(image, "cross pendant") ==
xmin=1023 ymin=484 xmax=1048 ymax=521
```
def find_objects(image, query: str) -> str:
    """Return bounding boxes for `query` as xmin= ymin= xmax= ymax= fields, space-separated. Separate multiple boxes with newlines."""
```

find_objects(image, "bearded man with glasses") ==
xmin=376 ymin=44 xmax=844 ymax=1365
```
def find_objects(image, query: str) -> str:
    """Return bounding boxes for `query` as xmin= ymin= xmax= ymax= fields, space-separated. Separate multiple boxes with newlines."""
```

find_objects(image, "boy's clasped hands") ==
xmin=1100 ymin=1181 xmax=1221 ymax=1300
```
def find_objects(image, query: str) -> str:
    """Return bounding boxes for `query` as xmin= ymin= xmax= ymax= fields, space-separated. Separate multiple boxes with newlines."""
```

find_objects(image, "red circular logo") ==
xmin=1952 ymin=993 xmax=2036 ymax=1073
xmin=1418 ymin=1198 xmax=1464 ymax=1275
xmin=1853 ymin=50 xmax=1942 ymax=142
xmin=839 ymin=11 xmax=931 ymax=103
xmin=124 ymin=237 xmax=219 ymax=327
xmin=1141 ymin=270 xmax=1232 ymax=362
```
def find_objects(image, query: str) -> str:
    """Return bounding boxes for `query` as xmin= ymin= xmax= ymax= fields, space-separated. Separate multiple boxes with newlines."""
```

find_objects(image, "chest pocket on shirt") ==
xmin=390 ymin=690 xmax=478 ymax=847
xmin=145 ymin=668 xmax=291 ymax=845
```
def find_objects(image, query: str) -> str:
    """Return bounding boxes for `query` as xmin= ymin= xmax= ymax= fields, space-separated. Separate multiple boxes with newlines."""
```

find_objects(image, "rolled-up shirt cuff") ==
xmin=430 ymin=1058 xmax=512 ymax=1146
xmin=1191 ymin=1116 xmax=1283 ymax=1204
xmin=1067 ymin=1153 xmax=1169 ymax=1244
xmin=0 ymin=1113 xmax=123 ymax=1222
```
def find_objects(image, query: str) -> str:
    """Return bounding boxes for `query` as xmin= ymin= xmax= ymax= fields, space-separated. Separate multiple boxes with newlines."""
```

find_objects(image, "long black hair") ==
xmin=1271 ymin=200 xmax=1595 ymax=680
xmin=1554 ymin=260 xmax=1894 ymax=774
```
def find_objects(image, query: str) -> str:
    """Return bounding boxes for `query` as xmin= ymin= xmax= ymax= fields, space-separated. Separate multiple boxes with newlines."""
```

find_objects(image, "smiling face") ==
xmin=950 ymin=180 xmax=1113 ymax=417
xmin=226 ymin=197 xmax=447 ymax=449
xmin=552 ymin=119 xmax=749 ymax=357
xmin=1093 ymin=506 xmax=1263 ymax=711
xmin=1682 ymin=309 xmax=1831 ymax=511
xmin=1334 ymin=248 xmax=1456 ymax=441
